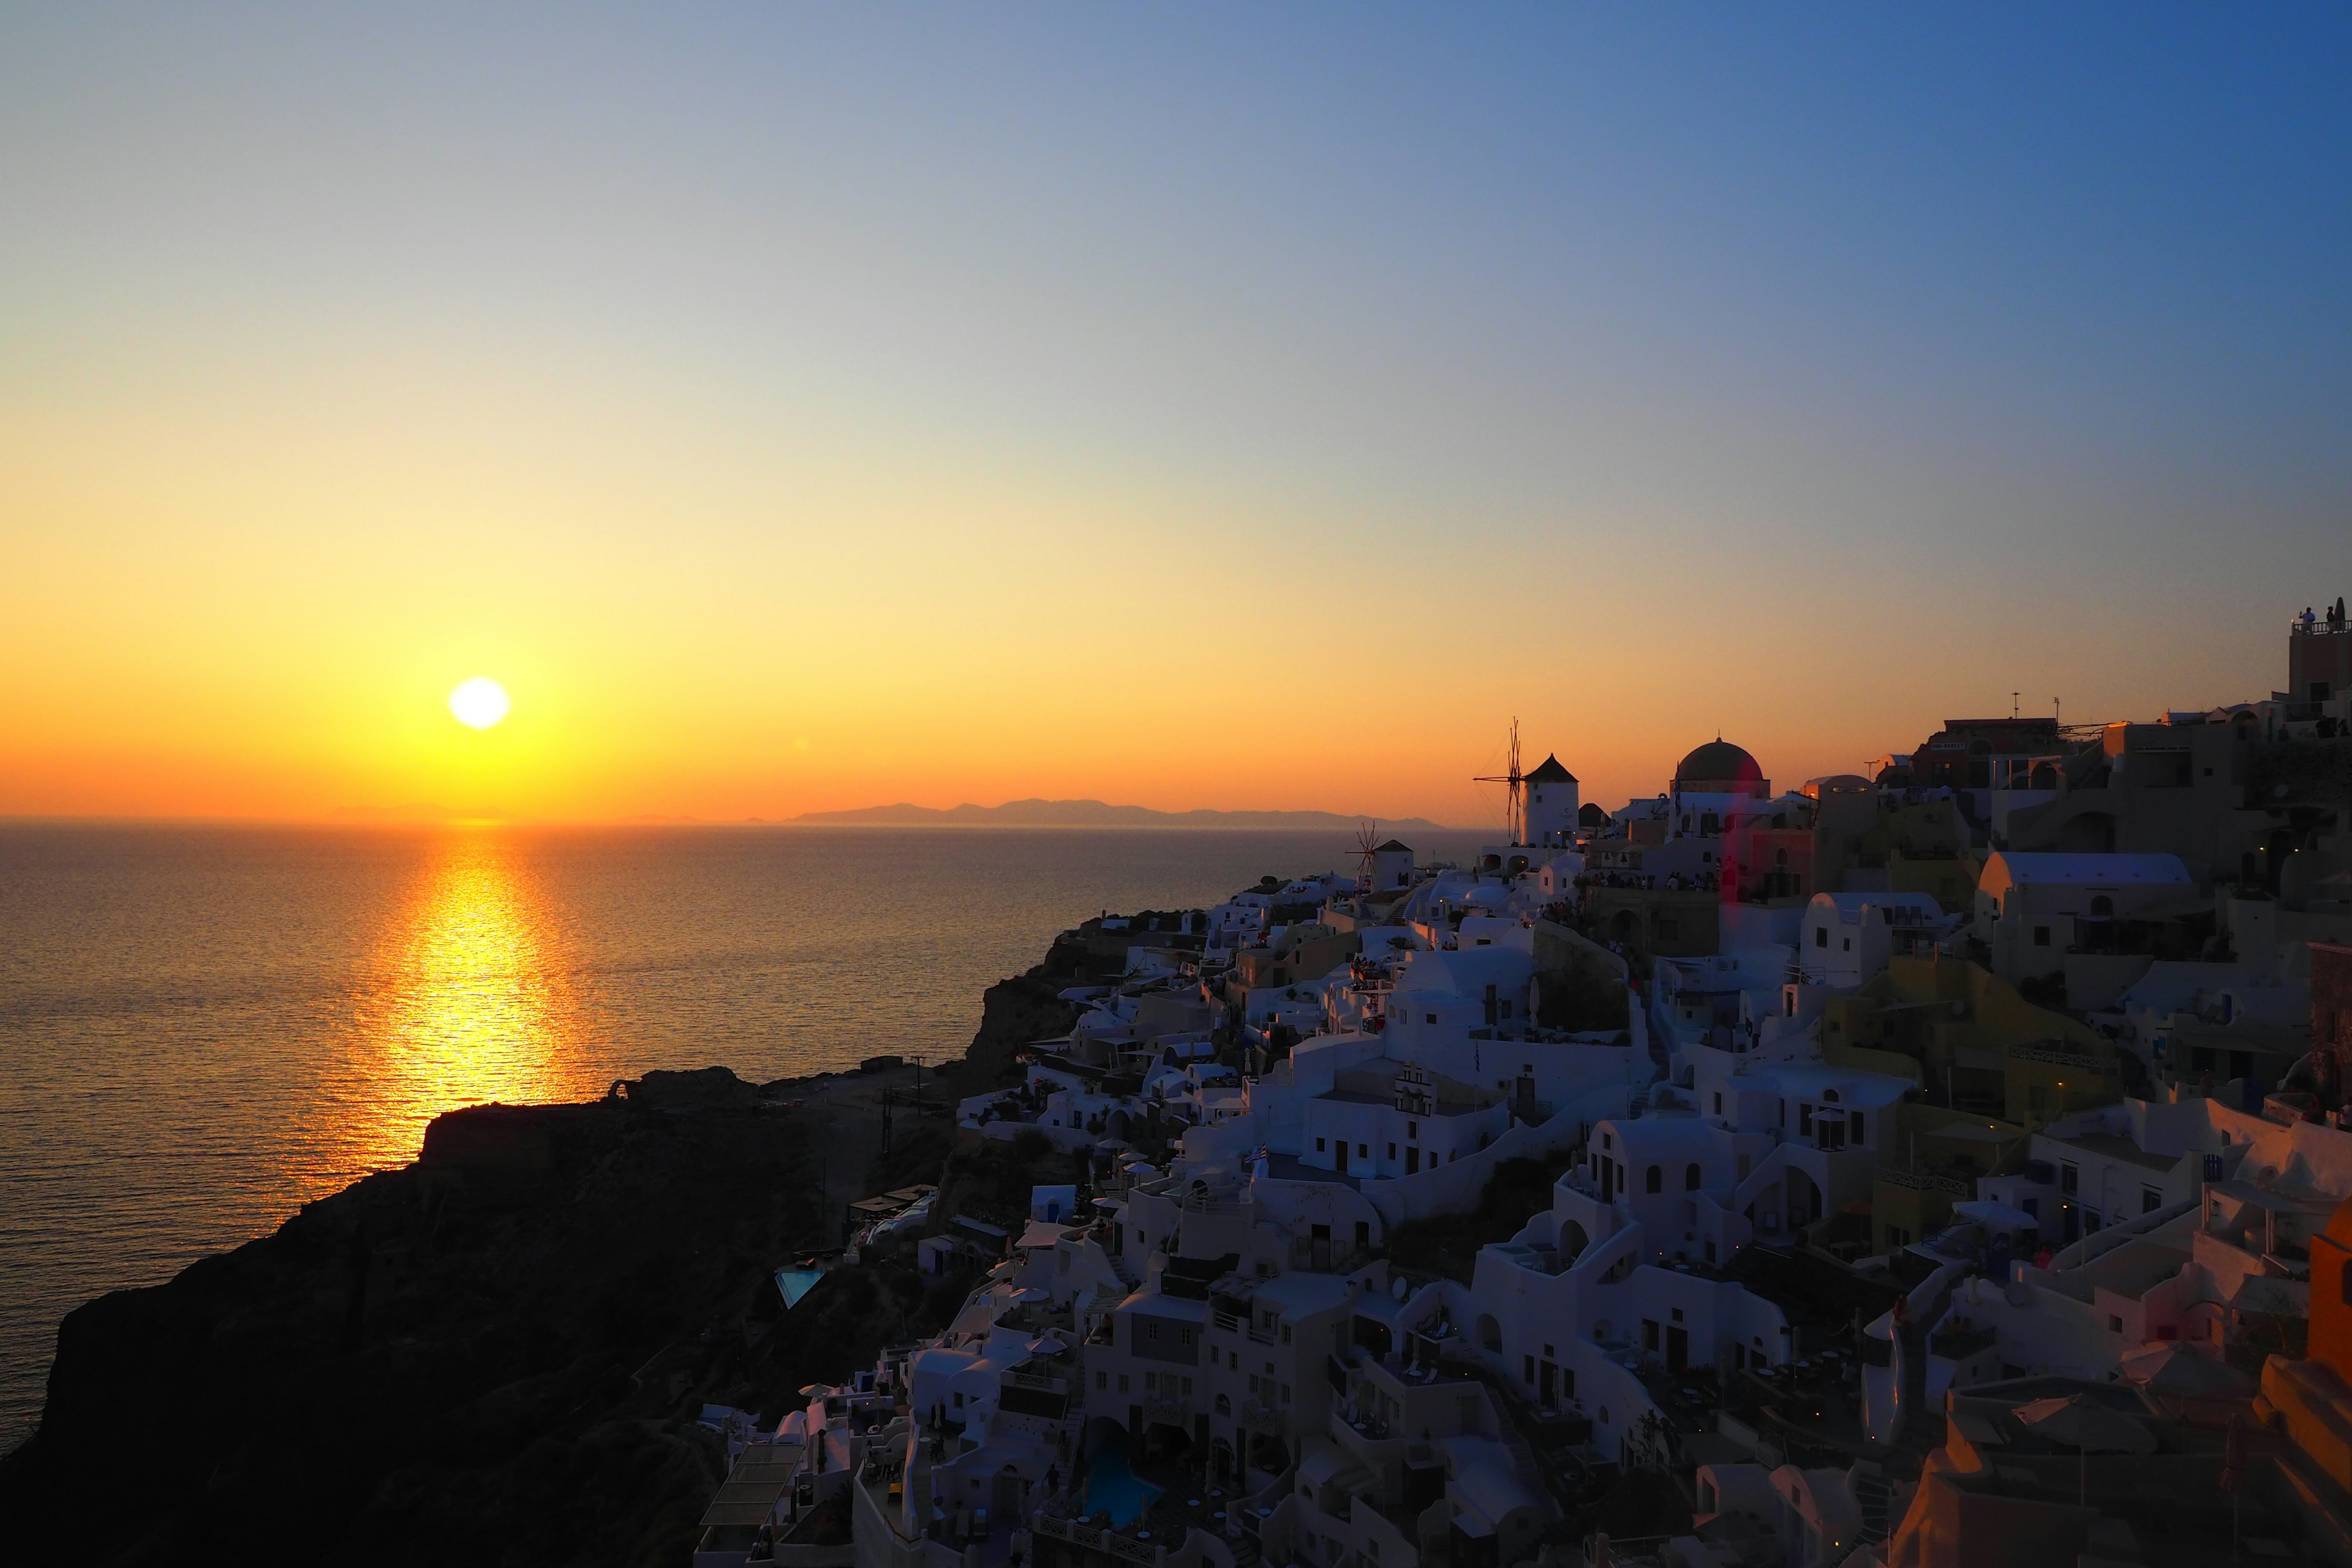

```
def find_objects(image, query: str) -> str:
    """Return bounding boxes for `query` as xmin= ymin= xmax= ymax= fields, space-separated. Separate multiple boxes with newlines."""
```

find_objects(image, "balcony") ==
xmin=1239 ymin=1400 xmax=1285 ymax=1434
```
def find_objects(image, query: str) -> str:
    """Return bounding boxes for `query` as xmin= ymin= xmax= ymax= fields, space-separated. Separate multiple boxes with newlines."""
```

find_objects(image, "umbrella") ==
xmin=2119 ymin=1343 xmax=2256 ymax=1399
xmin=2015 ymin=1395 xmax=2158 ymax=1453
xmin=2016 ymin=1393 xmax=2156 ymax=1509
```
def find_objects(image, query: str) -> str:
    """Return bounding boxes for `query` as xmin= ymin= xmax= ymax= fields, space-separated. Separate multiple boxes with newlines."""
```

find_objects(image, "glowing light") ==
xmin=449 ymin=677 xmax=511 ymax=729
xmin=341 ymin=832 xmax=578 ymax=1172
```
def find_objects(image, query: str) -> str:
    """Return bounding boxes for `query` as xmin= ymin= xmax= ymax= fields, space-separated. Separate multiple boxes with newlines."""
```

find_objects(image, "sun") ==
xmin=448 ymin=677 xmax=511 ymax=730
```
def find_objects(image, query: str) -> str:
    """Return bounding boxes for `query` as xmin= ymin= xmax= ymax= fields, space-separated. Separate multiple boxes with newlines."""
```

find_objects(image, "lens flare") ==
xmin=448 ymin=677 xmax=511 ymax=729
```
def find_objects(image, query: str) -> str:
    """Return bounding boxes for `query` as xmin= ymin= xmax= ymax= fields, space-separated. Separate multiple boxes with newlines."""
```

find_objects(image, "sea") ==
xmin=0 ymin=821 xmax=1487 ymax=1447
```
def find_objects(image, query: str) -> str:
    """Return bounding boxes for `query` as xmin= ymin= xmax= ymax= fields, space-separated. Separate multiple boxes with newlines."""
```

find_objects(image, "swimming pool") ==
xmin=1081 ymin=1431 xmax=1163 ymax=1526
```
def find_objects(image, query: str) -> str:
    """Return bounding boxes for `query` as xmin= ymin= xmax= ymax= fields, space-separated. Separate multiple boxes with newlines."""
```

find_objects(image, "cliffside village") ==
xmin=699 ymin=611 xmax=2352 ymax=1568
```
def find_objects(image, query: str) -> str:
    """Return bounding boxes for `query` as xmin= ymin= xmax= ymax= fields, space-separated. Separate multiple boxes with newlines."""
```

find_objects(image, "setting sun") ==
xmin=448 ymin=677 xmax=511 ymax=731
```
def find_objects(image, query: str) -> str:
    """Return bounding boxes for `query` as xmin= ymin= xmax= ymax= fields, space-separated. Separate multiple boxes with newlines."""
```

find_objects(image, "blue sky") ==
xmin=3 ymin=6 xmax=2348 ymax=820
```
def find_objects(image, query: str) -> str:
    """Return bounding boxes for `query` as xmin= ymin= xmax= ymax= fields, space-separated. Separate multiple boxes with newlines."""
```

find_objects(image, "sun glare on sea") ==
xmin=448 ymin=677 xmax=511 ymax=729
xmin=341 ymin=834 xmax=579 ymax=1173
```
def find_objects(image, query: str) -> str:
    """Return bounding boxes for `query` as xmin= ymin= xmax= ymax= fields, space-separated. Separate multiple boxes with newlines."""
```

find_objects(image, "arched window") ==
xmin=1215 ymin=1393 xmax=1231 ymax=1415
xmin=1645 ymin=1165 xmax=1663 ymax=1194
xmin=1823 ymin=1088 xmax=1840 ymax=1103
xmin=2090 ymin=895 xmax=2114 ymax=918
xmin=1686 ymin=1163 xmax=1702 ymax=1191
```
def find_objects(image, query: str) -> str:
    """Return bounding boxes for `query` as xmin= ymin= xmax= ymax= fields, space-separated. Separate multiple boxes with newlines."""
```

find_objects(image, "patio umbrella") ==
xmin=2119 ymin=1344 xmax=2256 ymax=1399
xmin=2015 ymin=1393 xmax=2156 ymax=1507
xmin=2015 ymin=1395 xmax=2158 ymax=1453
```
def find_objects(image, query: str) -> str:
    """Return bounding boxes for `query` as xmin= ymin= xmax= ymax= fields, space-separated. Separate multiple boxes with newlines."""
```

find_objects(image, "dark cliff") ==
xmin=0 ymin=1069 xmax=937 ymax=1567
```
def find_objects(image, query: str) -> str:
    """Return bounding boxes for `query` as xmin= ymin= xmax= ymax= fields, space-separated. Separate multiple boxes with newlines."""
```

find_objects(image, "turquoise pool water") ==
xmin=1082 ymin=1431 xmax=1162 ymax=1526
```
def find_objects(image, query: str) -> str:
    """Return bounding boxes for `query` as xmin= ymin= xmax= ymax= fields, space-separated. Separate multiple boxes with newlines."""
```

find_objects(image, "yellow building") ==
xmin=1820 ymin=956 xmax=2124 ymax=1126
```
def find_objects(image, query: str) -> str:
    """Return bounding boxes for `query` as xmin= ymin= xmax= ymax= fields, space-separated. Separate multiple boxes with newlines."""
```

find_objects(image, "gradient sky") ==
xmin=4 ymin=7 xmax=2348 ymax=829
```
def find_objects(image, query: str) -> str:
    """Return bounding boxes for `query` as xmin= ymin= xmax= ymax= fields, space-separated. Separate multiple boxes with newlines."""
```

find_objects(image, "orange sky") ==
xmin=4 ymin=12 xmax=2340 ymax=829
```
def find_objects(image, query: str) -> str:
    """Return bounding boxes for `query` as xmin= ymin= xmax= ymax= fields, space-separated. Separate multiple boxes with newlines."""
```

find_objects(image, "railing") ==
xmin=2012 ymin=1043 xmax=2101 ymax=1070
xmin=2289 ymin=616 xmax=2348 ymax=636
xmin=1876 ymin=1165 xmax=1973 ymax=1199
xmin=1033 ymin=1513 xmax=1165 ymax=1566
xmin=1181 ymin=1193 xmax=1250 ymax=1215
xmin=1240 ymin=1400 xmax=1284 ymax=1433
xmin=1009 ymin=1369 xmax=1065 ymax=1391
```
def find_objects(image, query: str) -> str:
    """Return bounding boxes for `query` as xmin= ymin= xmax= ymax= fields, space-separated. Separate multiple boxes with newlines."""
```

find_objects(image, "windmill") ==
xmin=1353 ymin=821 xmax=1382 ymax=891
xmin=1473 ymin=718 xmax=1526 ymax=846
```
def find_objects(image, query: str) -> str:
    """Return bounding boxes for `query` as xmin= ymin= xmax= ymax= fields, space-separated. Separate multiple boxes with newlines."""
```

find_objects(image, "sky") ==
xmin=3 ymin=6 xmax=2348 ymax=830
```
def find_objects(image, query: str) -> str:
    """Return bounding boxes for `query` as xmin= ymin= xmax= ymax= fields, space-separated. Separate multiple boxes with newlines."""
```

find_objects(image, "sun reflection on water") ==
xmin=345 ymin=832 xmax=579 ymax=1172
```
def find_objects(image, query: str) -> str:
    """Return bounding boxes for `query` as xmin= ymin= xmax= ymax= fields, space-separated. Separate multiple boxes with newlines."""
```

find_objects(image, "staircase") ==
xmin=1851 ymin=1461 xmax=1892 ymax=1544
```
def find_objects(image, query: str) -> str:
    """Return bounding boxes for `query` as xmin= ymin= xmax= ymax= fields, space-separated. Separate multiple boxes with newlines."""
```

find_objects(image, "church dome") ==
xmin=1675 ymin=739 xmax=1763 ymax=788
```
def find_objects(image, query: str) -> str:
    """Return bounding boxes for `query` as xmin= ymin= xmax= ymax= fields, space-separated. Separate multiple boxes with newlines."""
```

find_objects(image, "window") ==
xmin=1408 ymin=1121 xmax=1419 ymax=1139
xmin=1145 ymin=1373 xmax=1156 ymax=1391
xmin=1850 ymin=1110 xmax=1866 ymax=1142
xmin=1798 ymin=1104 xmax=1814 ymax=1136
xmin=1841 ymin=938 xmax=1851 ymax=952
xmin=1387 ymin=1143 xmax=1397 ymax=1160
xmin=953 ymin=1391 xmax=964 ymax=1408
xmin=1147 ymin=1322 xmax=1159 ymax=1341
xmin=2143 ymin=1188 xmax=2162 ymax=1213
xmin=1316 ymin=1137 xmax=1326 ymax=1152
xmin=1282 ymin=1325 xmax=1292 ymax=1344
xmin=1523 ymin=1355 xmax=1535 ymax=1384
xmin=1714 ymin=1093 xmax=1724 ymax=1115
xmin=1646 ymin=1166 xmax=1663 ymax=1193
xmin=1671 ymin=1307 xmax=1683 ymax=1322
xmin=1815 ymin=927 xmax=1828 ymax=949
xmin=1686 ymin=1163 xmax=1702 ymax=1191
xmin=1358 ymin=1143 xmax=1368 ymax=1158
xmin=2060 ymin=1163 xmax=2078 ymax=1195
xmin=2108 ymin=1314 xmax=2124 ymax=1333
xmin=2034 ymin=925 xmax=2051 ymax=947
xmin=1097 ymin=1372 xmax=1107 ymax=1390
xmin=1118 ymin=1374 xmax=1130 ymax=1392
xmin=1425 ymin=1014 xmax=1436 ymax=1025
xmin=1179 ymin=1327 xmax=1194 ymax=1347
xmin=1281 ymin=1383 xmax=1292 ymax=1404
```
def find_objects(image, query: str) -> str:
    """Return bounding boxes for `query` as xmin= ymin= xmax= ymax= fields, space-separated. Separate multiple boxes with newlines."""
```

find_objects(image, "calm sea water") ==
xmin=0 ymin=822 xmax=1485 ymax=1444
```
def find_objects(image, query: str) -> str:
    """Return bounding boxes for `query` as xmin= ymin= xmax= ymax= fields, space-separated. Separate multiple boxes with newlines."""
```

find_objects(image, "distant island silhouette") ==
xmin=788 ymin=797 xmax=1466 ymax=833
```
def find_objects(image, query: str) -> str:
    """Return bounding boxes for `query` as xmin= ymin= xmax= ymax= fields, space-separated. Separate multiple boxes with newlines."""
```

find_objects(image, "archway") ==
xmin=1785 ymin=1169 xmax=1822 ymax=1231
xmin=1558 ymin=1219 xmax=1590 ymax=1262
xmin=1477 ymin=1313 xmax=1503 ymax=1352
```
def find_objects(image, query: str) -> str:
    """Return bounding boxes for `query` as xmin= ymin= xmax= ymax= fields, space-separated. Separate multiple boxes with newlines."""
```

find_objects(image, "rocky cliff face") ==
xmin=0 ymin=1069 xmax=936 ymax=1567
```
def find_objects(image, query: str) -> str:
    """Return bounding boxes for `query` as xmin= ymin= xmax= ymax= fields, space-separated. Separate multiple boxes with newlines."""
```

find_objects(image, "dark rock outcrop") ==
xmin=0 ymin=1072 xmax=932 ymax=1567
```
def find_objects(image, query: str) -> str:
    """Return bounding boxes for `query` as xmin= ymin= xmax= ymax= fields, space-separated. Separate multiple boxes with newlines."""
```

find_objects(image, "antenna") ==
xmin=1472 ymin=719 xmax=1527 ymax=846
xmin=2011 ymin=692 xmax=2019 ymax=719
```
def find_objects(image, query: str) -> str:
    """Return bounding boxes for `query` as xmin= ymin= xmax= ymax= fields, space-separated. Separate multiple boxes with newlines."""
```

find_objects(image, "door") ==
xmin=1406 ymin=1147 xmax=1420 ymax=1175
xmin=1537 ymin=1360 xmax=1558 ymax=1408
xmin=1337 ymin=1140 xmax=1349 ymax=1174
xmin=1600 ymin=1158 xmax=1614 ymax=1203
xmin=1667 ymin=1325 xmax=1688 ymax=1373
